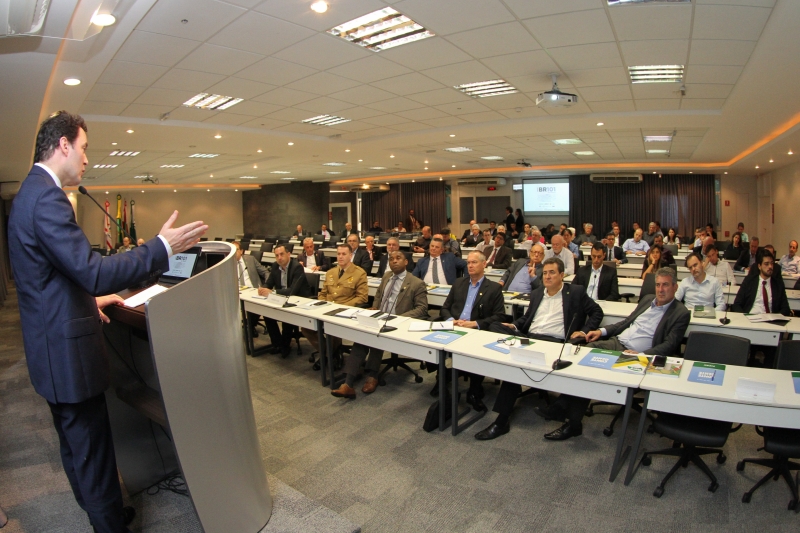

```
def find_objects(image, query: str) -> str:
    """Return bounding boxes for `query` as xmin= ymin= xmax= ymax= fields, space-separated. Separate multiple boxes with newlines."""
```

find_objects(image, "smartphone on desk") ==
xmin=652 ymin=355 xmax=667 ymax=367
xmin=312 ymin=301 xmax=328 ymax=306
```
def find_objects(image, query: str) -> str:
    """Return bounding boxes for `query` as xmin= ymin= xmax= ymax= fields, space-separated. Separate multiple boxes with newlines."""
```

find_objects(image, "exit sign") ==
xmin=487 ymin=186 xmax=497 ymax=191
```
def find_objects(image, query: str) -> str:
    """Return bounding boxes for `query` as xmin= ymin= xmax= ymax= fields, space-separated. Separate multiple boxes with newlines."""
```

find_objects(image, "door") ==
xmin=329 ymin=203 xmax=351 ymax=237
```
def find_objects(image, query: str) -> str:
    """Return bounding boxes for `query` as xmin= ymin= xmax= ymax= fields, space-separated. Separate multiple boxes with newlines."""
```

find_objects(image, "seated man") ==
xmin=347 ymin=233 xmax=373 ymax=274
xmin=293 ymin=224 xmax=308 ymax=238
xmin=703 ymin=244 xmax=734 ymax=286
xmin=475 ymin=257 xmax=603 ymax=440
xmin=412 ymin=238 xmax=466 ymax=285
xmin=118 ymin=236 xmax=135 ymax=252
xmin=301 ymin=244 xmax=368 ymax=355
xmin=676 ymin=253 xmax=725 ymax=312
xmin=317 ymin=224 xmax=334 ymax=240
xmin=461 ymin=220 xmax=477 ymax=242
xmin=363 ymin=235 xmax=381 ymax=264
xmin=235 ymin=240 xmax=268 ymax=337
xmin=488 ymin=221 xmax=498 ymax=237
xmin=733 ymin=249 xmax=791 ymax=316
xmin=692 ymin=227 xmax=706 ymax=250
xmin=734 ymin=236 xmax=761 ymax=272
xmin=602 ymin=232 xmax=627 ymax=264
xmin=475 ymin=229 xmax=493 ymax=253
xmin=574 ymin=223 xmax=597 ymax=246
xmin=440 ymin=228 xmax=461 ymax=257
xmin=376 ymin=237 xmax=412 ymax=277
xmin=437 ymin=251 xmax=506 ymax=411
xmin=258 ymin=244 xmax=314 ymax=357
xmin=562 ymin=228 xmax=579 ymax=259
xmin=331 ymin=252 xmax=429 ymax=399
xmin=499 ymin=243 xmax=545 ymax=293
xmin=370 ymin=221 xmax=383 ymax=233
xmin=779 ymin=240 xmax=800 ymax=275
xmin=413 ymin=226 xmax=432 ymax=253
xmin=343 ymin=222 xmax=357 ymax=236
xmin=136 ymin=238 xmax=145 ymax=247
xmin=573 ymin=242 xmax=621 ymax=301
xmin=463 ymin=223 xmax=482 ymax=246
xmin=539 ymin=268 xmax=690 ymax=441
xmin=481 ymin=232 xmax=513 ymax=269
xmin=622 ymin=228 xmax=650 ymax=256
xmin=392 ymin=221 xmax=406 ymax=233
xmin=544 ymin=235 xmax=575 ymax=276
xmin=296 ymin=237 xmax=329 ymax=272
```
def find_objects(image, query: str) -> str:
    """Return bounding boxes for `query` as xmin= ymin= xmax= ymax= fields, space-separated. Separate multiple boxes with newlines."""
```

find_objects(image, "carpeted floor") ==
xmin=1 ymin=285 xmax=799 ymax=532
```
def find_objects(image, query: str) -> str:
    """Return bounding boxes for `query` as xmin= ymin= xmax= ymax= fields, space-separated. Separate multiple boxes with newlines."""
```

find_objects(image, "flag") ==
xmin=116 ymin=194 xmax=122 ymax=244
xmin=122 ymin=199 xmax=128 ymax=236
xmin=104 ymin=200 xmax=113 ymax=251
xmin=129 ymin=200 xmax=137 ymax=242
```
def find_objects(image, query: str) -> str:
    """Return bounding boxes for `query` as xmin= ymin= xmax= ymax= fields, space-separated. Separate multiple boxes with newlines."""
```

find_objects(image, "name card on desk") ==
xmin=735 ymin=378 xmax=776 ymax=403
xmin=508 ymin=345 xmax=547 ymax=368
xmin=265 ymin=293 xmax=289 ymax=307
xmin=357 ymin=313 xmax=382 ymax=329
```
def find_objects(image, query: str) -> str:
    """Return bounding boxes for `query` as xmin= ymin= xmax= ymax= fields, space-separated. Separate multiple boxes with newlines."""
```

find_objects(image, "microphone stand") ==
xmin=553 ymin=314 xmax=578 ymax=370
xmin=720 ymin=280 xmax=732 ymax=325
xmin=377 ymin=280 xmax=402 ymax=335
xmin=78 ymin=186 xmax=134 ymax=242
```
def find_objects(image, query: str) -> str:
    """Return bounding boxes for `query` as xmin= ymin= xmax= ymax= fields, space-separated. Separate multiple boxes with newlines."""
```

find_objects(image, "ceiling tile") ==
xmin=328 ymin=85 xmax=397 ymax=105
xmin=362 ymin=114 xmax=412 ymax=127
xmin=165 ymin=107 xmax=218 ymax=122
xmin=388 ymin=122 xmax=434 ymax=133
xmin=523 ymin=9 xmax=615 ymax=49
xmin=274 ymin=34 xmax=371 ymax=70
xmin=689 ymin=40 xmax=757 ymax=66
xmin=620 ymin=39 xmax=689 ymax=67
xmin=578 ymin=84 xmax=632 ymax=102
xmin=693 ymin=5 xmax=772 ymax=40
xmin=458 ymin=111 xmax=507 ymax=123
xmin=253 ymin=87 xmax=318 ymax=106
xmin=239 ymin=117 xmax=292 ymax=130
xmin=407 ymin=88 xmax=471 ymax=106
xmin=97 ymin=61 xmax=168 ymax=88
xmin=696 ymin=0 xmax=775 ymax=6
xmin=395 ymin=107 xmax=451 ymax=121
xmin=565 ymin=67 xmax=628 ymax=88
xmin=136 ymin=0 xmax=246 ymax=41
xmin=174 ymin=44 xmax=263 ymax=76
xmin=370 ymin=73 xmax=446 ymax=96
xmin=476 ymin=93 xmax=536 ymax=111
xmin=121 ymin=104 xmax=177 ymax=119
xmin=292 ymin=96 xmax=357 ymax=114
xmin=327 ymin=56 xmax=412 ymax=84
xmin=222 ymin=100 xmax=283 ymax=117
xmin=337 ymin=106 xmax=385 ymax=120
xmin=86 ymin=83 xmax=145 ymax=103
xmin=632 ymin=84 xmax=682 ymax=99
xmin=208 ymin=11 xmax=316 ymax=56
xmin=378 ymin=36 xmax=472 ymax=71
xmin=234 ymin=57 xmax=317 ymax=86
xmin=586 ymin=100 xmax=636 ymax=113
xmin=205 ymin=78 xmax=275 ymax=100
xmin=115 ymin=31 xmax=201 ymax=68
xmin=394 ymin=0 xmax=516 ymax=36
xmin=635 ymin=99 xmax=681 ymax=111
xmin=254 ymin=0 xmax=388 ymax=31
xmin=134 ymin=87 xmax=197 ymax=107
xmin=434 ymin=100 xmax=492 ymax=115
xmin=266 ymin=107 xmax=322 ymax=122
xmin=684 ymin=65 xmax=743 ymax=85
xmin=151 ymin=69 xmax=226 ymax=92
xmin=496 ymin=106 xmax=549 ymax=119
xmin=444 ymin=22 xmax=541 ymax=59
xmin=365 ymin=97 xmax=427 ymax=113
xmin=203 ymin=112 xmax=265 ymax=126
xmin=547 ymin=42 xmax=623 ymax=71
xmin=79 ymin=100 xmax=128 ymax=116
xmin=422 ymin=60 xmax=502 ymax=87
xmin=503 ymin=0 xmax=599 ymax=19
xmin=480 ymin=50 xmax=560 ymax=81
xmin=680 ymin=98 xmax=726 ymax=110
xmin=683 ymin=84 xmax=733 ymax=99
xmin=284 ymin=72 xmax=361 ymax=96
xmin=609 ymin=4 xmax=692 ymax=41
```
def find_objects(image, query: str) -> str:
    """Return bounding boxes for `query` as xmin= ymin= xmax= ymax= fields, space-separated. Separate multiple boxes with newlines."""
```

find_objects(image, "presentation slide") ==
xmin=522 ymin=178 xmax=570 ymax=216
xmin=164 ymin=253 xmax=198 ymax=280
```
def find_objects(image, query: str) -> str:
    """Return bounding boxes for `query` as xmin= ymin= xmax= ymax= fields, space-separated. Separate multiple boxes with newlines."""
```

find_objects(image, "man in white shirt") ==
xmin=703 ymin=245 xmax=734 ymax=286
xmin=779 ymin=240 xmax=800 ymax=275
xmin=738 ymin=222 xmax=749 ymax=243
xmin=623 ymin=229 xmax=650 ymax=256
xmin=544 ymin=234 xmax=575 ymax=276
xmin=677 ymin=253 xmax=726 ymax=312
xmin=475 ymin=229 xmax=493 ymax=253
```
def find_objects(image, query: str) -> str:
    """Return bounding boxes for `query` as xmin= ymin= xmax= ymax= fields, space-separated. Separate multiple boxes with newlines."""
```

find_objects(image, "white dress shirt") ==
xmin=704 ymin=260 xmax=734 ymax=286
xmin=779 ymin=254 xmax=800 ymax=275
xmin=676 ymin=274 xmax=725 ymax=311
xmin=544 ymin=247 xmax=575 ymax=276
xmin=586 ymin=266 xmax=602 ymax=300
xmin=305 ymin=252 xmax=317 ymax=268
xmin=607 ymin=299 xmax=674 ymax=353
xmin=529 ymin=284 xmax=565 ymax=339
xmin=424 ymin=255 xmax=444 ymax=285
xmin=476 ymin=240 xmax=491 ymax=252
xmin=750 ymin=277 xmax=774 ymax=315
xmin=238 ymin=258 xmax=254 ymax=288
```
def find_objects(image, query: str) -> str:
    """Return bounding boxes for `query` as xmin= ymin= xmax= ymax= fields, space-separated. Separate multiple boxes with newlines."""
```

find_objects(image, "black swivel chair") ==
xmin=639 ymin=273 xmax=656 ymax=299
xmin=640 ymin=331 xmax=750 ymax=497
xmin=250 ymin=249 xmax=263 ymax=263
xmin=261 ymin=242 xmax=274 ymax=253
xmin=512 ymin=248 xmax=528 ymax=260
xmin=738 ymin=340 xmax=800 ymax=511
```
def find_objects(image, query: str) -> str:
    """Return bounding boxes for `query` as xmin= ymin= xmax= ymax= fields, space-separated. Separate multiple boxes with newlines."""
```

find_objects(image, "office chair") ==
xmin=640 ymin=331 xmax=750 ymax=497
xmin=226 ymin=238 xmax=235 ymax=242
xmin=251 ymin=250 xmax=263 ymax=263
xmin=253 ymin=234 xmax=265 ymax=240
xmin=738 ymin=340 xmax=800 ymax=511
xmin=312 ymin=234 xmax=324 ymax=244
xmin=199 ymin=237 xmax=208 ymax=242
xmin=264 ymin=235 xmax=278 ymax=243
xmin=283 ymin=243 xmax=295 ymax=253
xmin=663 ymin=244 xmax=678 ymax=255
xmin=715 ymin=240 xmax=730 ymax=253
xmin=214 ymin=237 xmax=223 ymax=241
xmin=512 ymin=249 xmax=528 ymax=260
xmin=639 ymin=273 xmax=656 ymax=299
xmin=261 ymin=242 xmax=274 ymax=253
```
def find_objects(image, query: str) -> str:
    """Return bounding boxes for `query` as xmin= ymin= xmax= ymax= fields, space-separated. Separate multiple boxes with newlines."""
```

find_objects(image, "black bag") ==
xmin=422 ymin=392 xmax=458 ymax=432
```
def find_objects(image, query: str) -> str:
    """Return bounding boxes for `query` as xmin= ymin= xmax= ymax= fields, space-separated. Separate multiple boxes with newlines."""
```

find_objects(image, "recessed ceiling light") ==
xmin=160 ymin=164 xmax=185 ymax=168
xmin=755 ymin=165 xmax=759 ymax=169
xmin=412 ymin=180 xmax=415 ymax=182
xmin=439 ymin=177 xmax=443 ymax=181
xmin=769 ymin=159 xmax=774 ymax=163
xmin=444 ymin=147 xmax=472 ymax=152
xmin=239 ymin=176 xmax=256 ymax=179
xmin=142 ymin=190 xmax=144 ymax=193
xmin=345 ymin=149 xmax=350 ymax=152
xmin=257 ymin=149 xmax=262 ymax=153
xmin=724 ymin=172 xmax=728 ymax=174
xmin=270 ymin=171 xmax=291 ymax=174
xmin=126 ymin=129 xmax=134 ymax=133
xmin=111 ymin=142 xmax=117 ymax=146
xmin=207 ymin=189 xmax=210 ymax=192
xmin=553 ymin=139 xmax=582 ymax=145
xmin=235 ymin=189 xmax=238 ymax=191
xmin=653 ymin=172 xmax=657 ymax=174
xmin=174 ymin=190 xmax=177 ymax=192
xmin=210 ymin=174 xmax=213 ymax=177
xmin=189 ymin=153 xmax=219 ymax=158
xmin=302 ymin=114 xmax=350 ymax=126
xmin=214 ymin=134 xmax=222 ymax=139
xmin=183 ymin=93 xmax=243 ymax=110
xmin=644 ymin=135 xmax=673 ymax=142
xmin=789 ymin=150 xmax=794 ymax=155
xmin=109 ymin=151 xmax=139 ymax=157
xmin=629 ymin=65 xmax=684 ymax=84
xmin=390 ymin=155 xmax=395 ymax=158
xmin=311 ymin=1 xmax=328 ymax=13
xmin=454 ymin=79 xmax=518 ymax=98
xmin=288 ymin=142 xmax=294 ymax=146
xmin=574 ymin=151 xmax=595 ymax=156
xmin=328 ymin=7 xmax=434 ymax=52
xmin=424 ymin=167 xmax=428 ymax=170
xmin=449 ymin=134 xmax=455 ymax=137
xmin=63 ymin=78 xmax=81 ymax=86
xmin=451 ymin=165 xmax=456 ymax=168
xmin=358 ymin=159 xmax=363 ymax=162
xmin=327 ymin=171 xmax=342 ymax=174
xmin=646 ymin=149 xmax=669 ymax=154
xmin=91 ymin=13 xmax=116 ymax=26
xmin=481 ymin=156 xmax=504 ymax=161
xmin=369 ymin=166 xmax=386 ymax=170
xmin=596 ymin=122 xmax=604 ymax=126
xmin=424 ymin=160 xmax=429 ymax=164
xmin=253 ymin=165 xmax=257 ymax=168
xmin=93 ymin=164 xmax=118 ymax=169
xmin=323 ymin=162 xmax=345 ymax=166
xmin=689 ymin=171 xmax=693 ymax=174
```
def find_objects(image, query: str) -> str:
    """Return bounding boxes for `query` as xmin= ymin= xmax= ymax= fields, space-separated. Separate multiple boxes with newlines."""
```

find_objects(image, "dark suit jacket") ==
xmin=316 ymin=229 xmax=336 ymax=237
xmin=373 ymin=272 xmax=428 ymax=319
xmin=352 ymin=248 xmax=374 ymax=274
xmin=241 ymin=254 xmax=267 ymax=287
xmin=464 ymin=233 xmax=482 ymax=247
xmin=603 ymin=245 xmax=627 ymax=264
xmin=732 ymin=274 xmax=791 ymax=316
xmin=734 ymin=247 xmax=762 ymax=271
xmin=293 ymin=230 xmax=311 ymax=238
xmin=602 ymin=295 xmax=691 ymax=355
xmin=8 ymin=167 xmax=169 ymax=404
xmin=363 ymin=245 xmax=382 ymax=265
xmin=482 ymin=244 xmax=513 ymax=269
xmin=265 ymin=258 xmax=314 ymax=297
xmin=440 ymin=277 xmax=505 ymax=330
xmin=405 ymin=216 xmax=422 ymax=231
xmin=500 ymin=259 xmax=542 ymax=292
xmin=412 ymin=254 xmax=467 ymax=285
xmin=573 ymin=264 xmax=621 ymax=301
xmin=515 ymin=283 xmax=603 ymax=337
xmin=296 ymin=250 xmax=329 ymax=271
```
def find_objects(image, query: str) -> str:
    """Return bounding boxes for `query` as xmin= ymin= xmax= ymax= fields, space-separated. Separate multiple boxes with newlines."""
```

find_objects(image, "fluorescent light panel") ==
xmin=454 ymin=79 xmax=518 ymax=98
xmin=160 ymin=164 xmax=184 ymax=168
xmin=609 ymin=0 xmax=689 ymax=4
xmin=189 ymin=153 xmax=219 ymax=158
xmin=109 ymin=150 xmax=139 ymax=156
xmin=183 ymin=93 xmax=243 ymax=110
xmin=280 ymin=177 xmax=295 ymax=180
xmin=239 ymin=176 xmax=256 ymax=179
xmin=629 ymin=65 xmax=684 ymax=84
xmin=644 ymin=135 xmax=673 ymax=142
xmin=327 ymin=172 xmax=342 ymax=174
xmin=93 ymin=164 xmax=117 ymax=169
xmin=481 ymin=156 xmax=504 ymax=160
xmin=646 ymin=149 xmax=670 ymax=154
xmin=328 ymin=7 xmax=434 ymax=52
xmin=323 ymin=162 xmax=346 ymax=166
xmin=574 ymin=151 xmax=595 ymax=156
xmin=270 ymin=171 xmax=291 ymax=174
xmin=553 ymin=139 xmax=582 ymax=145
xmin=369 ymin=166 xmax=387 ymax=170
xmin=302 ymin=114 xmax=351 ymax=126
xmin=444 ymin=147 xmax=472 ymax=153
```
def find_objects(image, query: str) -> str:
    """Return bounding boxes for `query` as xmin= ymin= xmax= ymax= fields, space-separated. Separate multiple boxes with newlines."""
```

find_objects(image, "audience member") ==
xmin=476 ymin=229 xmax=493 ymax=253
xmin=412 ymin=238 xmax=466 ymax=285
xmin=482 ymin=233 xmax=513 ymax=269
xmin=234 ymin=241 xmax=267 ymax=337
xmin=663 ymin=227 xmax=680 ymax=245
xmin=676 ymin=253 xmax=725 ymax=312
xmin=641 ymin=244 xmax=669 ymax=279
xmin=461 ymin=220 xmax=478 ymax=242
xmin=440 ymin=228 xmax=461 ymax=257
xmin=297 ymin=237 xmax=329 ymax=272
xmin=413 ymin=226 xmax=432 ymax=253
xmin=723 ymin=232 xmax=745 ymax=261
xmin=118 ymin=236 xmax=134 ymax=252
xmin=376 ymin=237 xmax=412 ymax=277
xmin=544 ymin=235 xmax=575 ymax=276
xmin=499 ymin=243 xmax=545 ymax=293
xmin=574 ymin=223 xmax=597 ymax=246
xmin=642 ymin=222 xmax=660 ymax=246
xmin=738 ymin=222 xmax=749 ymax=242
xmin=347 ymin=233 xmax=373 ymax=274
xmin=778 ymin=240 xmax=800 ymax=275
xmin=623 ymin=228 xmax=649 ymax=256
xmin=293 ymin=224 xmax=309 ymax=238
xmin=405 ymin=209 xmax=422 ymax=232
xmin=573 ymin=242 xmax=621 ymax=301
xmin=734 ymin=236 xmax=761 ymax=272
xmin=652 ymin=234 xmax=675 ymax=264
xmin=603 ymin=232 xmax=627 ymax=264
xmin=317 ymin=224 xmax=334 ymax=240
xmin=463 ymin=223 xmax=482 ymax=246
xmin=703 ymin=244 xmax=735 ymax=286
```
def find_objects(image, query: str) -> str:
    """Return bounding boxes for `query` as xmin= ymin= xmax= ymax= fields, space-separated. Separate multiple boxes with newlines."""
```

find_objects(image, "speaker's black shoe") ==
xmin=474 ymin=422 xmax=510 ymax=441
xmin=466 ymin=392 xmax=487 ymax=412
xmin=544 ymin=422 xmax=583 ymax=441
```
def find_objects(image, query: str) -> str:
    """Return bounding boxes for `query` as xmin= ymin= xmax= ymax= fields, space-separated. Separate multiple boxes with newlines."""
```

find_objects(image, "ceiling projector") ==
xmin=536 ymin=74 xmax=578 ymax=109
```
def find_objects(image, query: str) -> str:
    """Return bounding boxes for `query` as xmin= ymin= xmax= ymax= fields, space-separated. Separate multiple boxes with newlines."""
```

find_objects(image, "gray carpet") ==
xmin=2 ymin=285 xmax=799 ymax=532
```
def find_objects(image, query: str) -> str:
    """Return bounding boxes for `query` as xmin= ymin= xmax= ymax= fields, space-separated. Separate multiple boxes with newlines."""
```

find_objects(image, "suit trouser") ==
xmin=301 ymin=327 xmax=341 ymax=354
xmin=551 ymin=338 xmax=627 ymax=427
xmin=265 ymin=318 xmax=297 ymax=348
xmin=48 ymin=393 xmax=128 ymax=533
xmin=343 ymin=343 xmax=385 ymax=386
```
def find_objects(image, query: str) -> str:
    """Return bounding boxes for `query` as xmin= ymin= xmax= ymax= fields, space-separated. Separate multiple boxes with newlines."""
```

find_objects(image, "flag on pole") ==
xmin=129 ymin=200 xmax=137 ymax=242
xmin=104 ymin=200 xmax=113 ymax=251
xmin=116 ymin=194 xmax=122 ymax=244
xmin=122 ymin=199 xmax=129 ymax=236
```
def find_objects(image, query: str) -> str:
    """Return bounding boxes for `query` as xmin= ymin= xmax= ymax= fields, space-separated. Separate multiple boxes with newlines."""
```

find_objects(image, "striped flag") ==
xmin=104 ymin=200 xmax=113 ymax=251
xmin=122 ymin=199 xmax=128 ymax=236
xmin=116 ymin=194 xmax=122 ymax=244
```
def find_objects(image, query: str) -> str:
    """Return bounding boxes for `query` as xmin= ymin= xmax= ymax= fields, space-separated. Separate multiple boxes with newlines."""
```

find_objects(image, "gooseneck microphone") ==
xmin=378 ymin=280 xmax=402 ymax=334
xmin=553 ymin=314 xmax=578 ymax=370
xmin=78 ymin=186 xmax=133 ymax=242
xmin=720 ymin=281 xmax=732 ymax=325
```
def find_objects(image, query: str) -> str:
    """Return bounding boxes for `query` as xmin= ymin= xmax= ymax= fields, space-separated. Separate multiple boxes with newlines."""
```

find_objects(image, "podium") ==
xmin=104 ymin=242 xmax=271 ymax=532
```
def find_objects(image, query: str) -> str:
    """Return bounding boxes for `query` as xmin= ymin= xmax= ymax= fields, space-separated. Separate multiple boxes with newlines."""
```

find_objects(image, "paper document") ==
xmin=335 ymin=308 xmax=362 ymax=318
xmin=746 ymin=313 xmax=787 ymax=322
xmin=123 ymin=285 xmax=168 ymax=308
xmin=735 ymin=378 xmax=776 ymax=403
xmin=408 ymin=321 xmax=453 ymax=332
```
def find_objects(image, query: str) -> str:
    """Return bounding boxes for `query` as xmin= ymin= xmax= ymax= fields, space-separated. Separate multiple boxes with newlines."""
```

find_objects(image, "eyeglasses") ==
xmin=497 ymin=337 xmax=518 ymax=346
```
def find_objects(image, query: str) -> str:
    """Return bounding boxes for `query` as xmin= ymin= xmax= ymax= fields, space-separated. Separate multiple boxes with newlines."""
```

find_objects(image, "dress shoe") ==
xmin=533 ymin=406 xmax=566 ymax=423
xmin=474 ymin=422 xmax=510 ymax=441
xmin=544 ymin=422 xmax=583 ymax=441
xmin=331 ymin=383 xmax=356 ymax=399
xmin=123 ymin=506 xmax=136 ymax=526
xmin=466 ymin=392 xmax=487 ymax=412
xmin=361 ymin=377 xmax=378 ymax=394
xmin=280 ymin=345 xmax=291 ymax=359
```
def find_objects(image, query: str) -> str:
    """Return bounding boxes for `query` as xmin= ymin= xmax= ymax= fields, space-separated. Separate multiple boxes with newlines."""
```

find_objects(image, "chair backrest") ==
xmin=253 ymin=234 xmax=265 ymax=240
xmin=640 ymin=273 xmax=655 ymax=299
xmin=214 ymin=237 xmax=223 ymax=241
xmin=251 ymin=250 xmax=263 ymax=263
xmin=683 ymin=331 xmax=750 ymax=366
xmin=305 ymin=273 xmax=320 ymax=297
xmin=264 ymin=235 xmax=278 ymax=242
xmin=378 ymin=236 xmax=389 ymax=244
xmin=715 ymin=240 xmax=730 ymax=252
xmin=512 ymin=248 xmax=528 ymax=259
xmin=776 ymin=340 xmax=800 ymax=371
xmin=261 ymin=242 xmax=274 ymax=253
xmin=602 ymin=261 xmax=617 ymax=270
xmin=242 ymin=233 xmax=253 ymax=240
xmin=282 ymin=243 xmax=295 ymax=254
xmin=663 ymin=244 xmax=678 ymax=254
xmin=312 ymin=234 xmax=324 ymax=243
xmin=200 ymin=237 xmax=208 ymax=242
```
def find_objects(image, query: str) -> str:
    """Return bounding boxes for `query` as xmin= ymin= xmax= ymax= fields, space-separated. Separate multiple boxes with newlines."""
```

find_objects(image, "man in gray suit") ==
xmin=331 ymin=252 xmax=429 ymax=399
xmin=498 ymin=243 xmax=545 ymax=293
xmin=537 ymin=267 xmax=691 ymax=441
xmin=234 ymin=241 xmax=268 ymax=337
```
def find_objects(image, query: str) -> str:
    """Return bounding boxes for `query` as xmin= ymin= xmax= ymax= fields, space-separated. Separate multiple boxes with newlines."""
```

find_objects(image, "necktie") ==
xmin=762 ymin=280 xmax=770 ymax=313
xmin=608 ymin=248 xmax=612 ymax=261
xmin=339 ymin=268 xmax=345 ymax=279
xmin=238 ymin=260 xmax=246 ymax=285
xmin=432 ymin=257 xmax=441 ymax=284
xmin=488 ymin=248 xmax=497 ymax=264
xmin=381 ymin=276 xmax=399 ymax=312
xmin=280 ymin=267 xmax=287 ymax=289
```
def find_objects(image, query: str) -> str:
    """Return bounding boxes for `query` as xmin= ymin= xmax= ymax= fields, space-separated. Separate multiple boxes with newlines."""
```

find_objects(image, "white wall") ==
xmin=760 ymin=161 xmax=800 ymax=251
xmin=719 ymin=174 xmax=758 ymax=241
xmin=76 ymin=189 xmax=243 ymax=247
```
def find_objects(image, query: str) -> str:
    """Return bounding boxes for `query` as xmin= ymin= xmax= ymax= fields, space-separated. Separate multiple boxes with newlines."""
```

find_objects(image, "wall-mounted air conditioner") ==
xmin=456 ymin=178 xmax=507 ymax=186
xmin=589 ymin=174 xmax=643 ymax=184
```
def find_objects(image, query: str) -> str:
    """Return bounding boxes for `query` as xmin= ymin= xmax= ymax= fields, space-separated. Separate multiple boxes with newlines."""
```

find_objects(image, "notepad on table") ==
xmin=408 ymin=321 xmax=453 ymax=332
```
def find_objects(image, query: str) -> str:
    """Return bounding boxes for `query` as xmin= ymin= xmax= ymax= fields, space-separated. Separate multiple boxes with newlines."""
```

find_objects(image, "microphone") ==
xmin=78 ymin=186 xmax=133 ymax=242
xmin=378 ymin=278 xmax=402 ymax=334
xmin=553 ymin=313 xmax=578 ymax=370
xmin=720 ymin=280 xmax=732 ymax=325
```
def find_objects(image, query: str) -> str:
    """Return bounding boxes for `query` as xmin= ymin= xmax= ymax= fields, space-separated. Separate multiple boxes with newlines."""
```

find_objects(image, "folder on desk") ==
xmin=578 ymin=349 xmax=622 ymax=370
xmin=687 ymin=362 xmax=726 ymax=386
xmin=611 ymin=354 xmax=649 ymax=374
xmin=792 ymin=372 xmax=800 ymax=394
xmin=421 ymin=331 xmax=467 ymax=345
xmin=408 ymin=321 xmax=453 ymax=332
xmin=645 ymin=358 xmax=683 ymax=378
